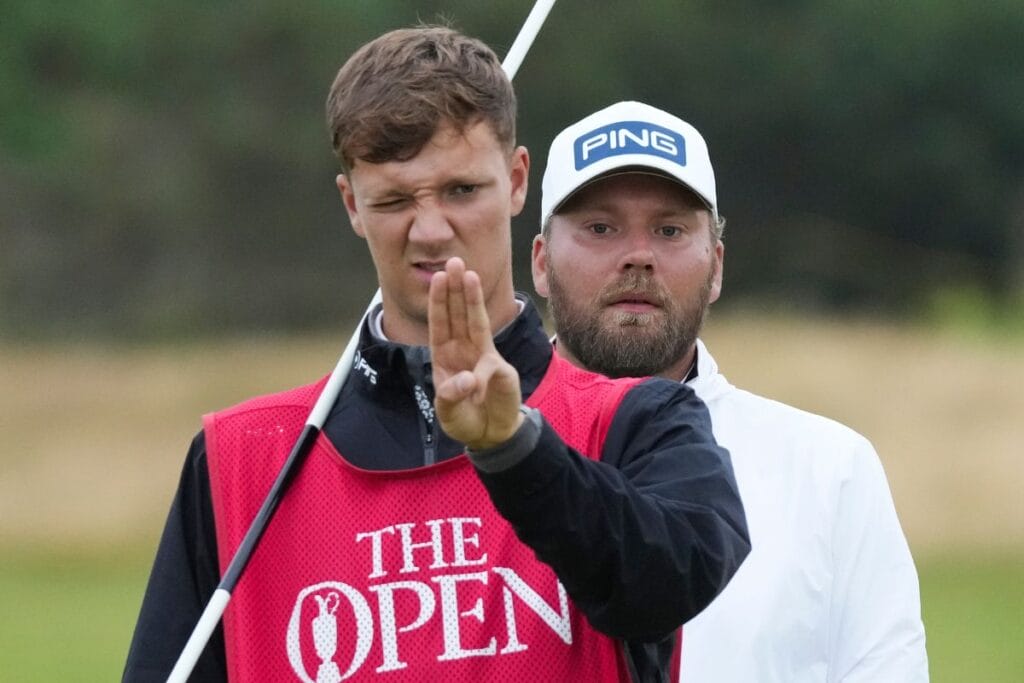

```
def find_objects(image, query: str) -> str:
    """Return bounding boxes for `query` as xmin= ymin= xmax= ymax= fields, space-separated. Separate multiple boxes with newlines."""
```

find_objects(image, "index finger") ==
xmin=445 ymin=257 xmax=469 ymax=344
xmin=428 ymin=269 xmax=451 ymax=349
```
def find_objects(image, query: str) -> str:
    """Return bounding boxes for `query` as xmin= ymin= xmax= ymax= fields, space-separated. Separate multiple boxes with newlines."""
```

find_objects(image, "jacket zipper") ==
xmin=420 ymin=418 xmax=437 ymax=466
xmin=408 ymin=349 xmax=439 ymax=466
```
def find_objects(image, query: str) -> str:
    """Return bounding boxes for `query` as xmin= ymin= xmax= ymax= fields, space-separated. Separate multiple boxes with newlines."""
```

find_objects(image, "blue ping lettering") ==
xmin=573 ymin=121 xmax=687 ymax=170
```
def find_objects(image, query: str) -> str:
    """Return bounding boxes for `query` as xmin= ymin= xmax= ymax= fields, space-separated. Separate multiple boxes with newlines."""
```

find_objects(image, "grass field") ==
xmin=919 ymin=554 xmax=1024 ymax=682
xmin=1 ymin=314 xmax=1022 ymax=680
xmin=1 ymin=551 xmax=149 ymax=682
xmin=1 ymin=549 xmax=1021 ymax=681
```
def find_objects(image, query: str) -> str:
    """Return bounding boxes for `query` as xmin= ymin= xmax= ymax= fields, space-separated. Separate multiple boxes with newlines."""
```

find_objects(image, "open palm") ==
xmin=428 ymin=257 xmax=523 ymax=450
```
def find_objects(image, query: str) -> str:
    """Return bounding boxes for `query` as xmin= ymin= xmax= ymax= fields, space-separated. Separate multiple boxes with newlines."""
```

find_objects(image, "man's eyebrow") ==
xmin=364 ymin=186 xmax=411 ymax=200
xmin=445 ymin=175 xmax=494 ymax=187
xmin=652 ymin=206 xmax=702 ymax=220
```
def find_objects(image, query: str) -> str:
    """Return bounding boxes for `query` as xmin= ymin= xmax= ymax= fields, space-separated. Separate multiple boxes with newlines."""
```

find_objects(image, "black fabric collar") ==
xmin=348 ymin=293 xmax=553 ymax=401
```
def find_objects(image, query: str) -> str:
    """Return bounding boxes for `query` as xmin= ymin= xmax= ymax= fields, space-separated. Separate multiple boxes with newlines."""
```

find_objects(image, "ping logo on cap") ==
xmin=573 ymin=120 xmax=686 ymax=170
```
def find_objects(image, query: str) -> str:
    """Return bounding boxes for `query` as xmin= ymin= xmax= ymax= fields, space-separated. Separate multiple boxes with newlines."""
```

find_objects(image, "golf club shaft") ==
xmin=166 ymin=3 xmax=556 ymax=680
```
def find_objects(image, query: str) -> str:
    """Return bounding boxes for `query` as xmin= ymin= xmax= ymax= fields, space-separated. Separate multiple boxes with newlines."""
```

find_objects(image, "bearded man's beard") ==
xmin=547 ymin=266 xmax=713 ymax=379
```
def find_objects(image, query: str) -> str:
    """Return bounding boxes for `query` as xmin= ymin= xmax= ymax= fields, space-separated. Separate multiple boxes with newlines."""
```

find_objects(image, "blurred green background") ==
xmin=4 ymin=0 xmax=1023 ymax=339
xmin=2 ymin=1 xmax=1022 ymax=680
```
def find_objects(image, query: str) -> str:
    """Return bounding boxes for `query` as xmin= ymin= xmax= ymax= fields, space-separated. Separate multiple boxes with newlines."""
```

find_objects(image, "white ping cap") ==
xmin=540 ymin=101 xmax=718 ymax=228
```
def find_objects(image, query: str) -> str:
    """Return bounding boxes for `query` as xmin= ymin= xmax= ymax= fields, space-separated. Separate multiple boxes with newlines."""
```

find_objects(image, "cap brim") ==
xmin=550 ymin=166 xmax=716 ymax=219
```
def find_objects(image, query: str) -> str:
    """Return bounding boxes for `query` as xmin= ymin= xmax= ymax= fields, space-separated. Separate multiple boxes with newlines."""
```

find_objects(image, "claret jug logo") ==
xmin=286 ymin=517 xmax=573 ymax=681
xmin=573 ymin=120 xmax=687 ymax=170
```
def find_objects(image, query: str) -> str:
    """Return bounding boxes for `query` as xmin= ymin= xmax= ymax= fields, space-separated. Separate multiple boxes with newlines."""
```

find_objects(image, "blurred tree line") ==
xmin=2 ymin=0 xmax=1022 ymax=339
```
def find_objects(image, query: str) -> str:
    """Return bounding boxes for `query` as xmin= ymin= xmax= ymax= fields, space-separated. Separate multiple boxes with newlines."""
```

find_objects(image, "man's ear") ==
xmin=509 ymin=146 xmax=530 ymax=217
xmin=709 ymin=238 xmax=725 ymax=304
xmin=336 ymin=173 xmax=365 ymax=238
xmin=531 ymin=233 xmax=550 ymax=298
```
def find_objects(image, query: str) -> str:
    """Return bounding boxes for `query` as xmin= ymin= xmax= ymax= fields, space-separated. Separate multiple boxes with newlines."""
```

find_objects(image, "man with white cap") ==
xmin=532 ymin=101 xmax=928 ymax=681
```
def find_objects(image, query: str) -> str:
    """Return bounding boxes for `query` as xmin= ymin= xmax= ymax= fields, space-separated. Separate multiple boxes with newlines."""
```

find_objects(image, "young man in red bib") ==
xmin=123 ymin=28 xmax=749 ymax=683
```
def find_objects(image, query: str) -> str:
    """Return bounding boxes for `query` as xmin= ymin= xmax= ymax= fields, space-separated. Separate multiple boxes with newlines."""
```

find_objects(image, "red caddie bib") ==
xmin=206 ymin=350 xmax=642 ymax=682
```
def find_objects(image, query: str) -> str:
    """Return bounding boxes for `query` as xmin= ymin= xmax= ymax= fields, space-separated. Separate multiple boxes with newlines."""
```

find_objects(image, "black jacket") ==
xmin=123 ymin=297 xmax=749 ymax=682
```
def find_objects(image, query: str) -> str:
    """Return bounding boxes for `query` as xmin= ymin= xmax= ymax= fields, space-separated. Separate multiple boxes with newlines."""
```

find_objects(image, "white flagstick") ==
xmin=166 ymin=2 xmax=557 ymax=680
xmin=502 ymin=0 xmax=557 ymax=80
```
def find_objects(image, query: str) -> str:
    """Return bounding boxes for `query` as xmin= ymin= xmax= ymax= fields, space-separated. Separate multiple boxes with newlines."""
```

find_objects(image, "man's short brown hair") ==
xmin=326 ymin=26 xmax=517 ymax=173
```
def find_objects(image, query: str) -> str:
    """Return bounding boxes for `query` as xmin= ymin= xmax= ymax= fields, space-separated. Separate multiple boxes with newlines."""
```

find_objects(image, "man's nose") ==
xmin=409 ymin=203 xmax=455 ymax=243
xmin=618 ymin=231 xmax=656 ymax=271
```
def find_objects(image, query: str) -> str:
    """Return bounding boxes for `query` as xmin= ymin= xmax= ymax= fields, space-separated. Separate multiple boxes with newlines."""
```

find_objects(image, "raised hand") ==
xmin=428 ymin=257 xmax=524 ymax=451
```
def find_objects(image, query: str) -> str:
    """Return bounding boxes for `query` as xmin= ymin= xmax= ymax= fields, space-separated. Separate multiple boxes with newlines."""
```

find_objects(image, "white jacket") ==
xmin=677 ymin=340 xmax=928 ymax=682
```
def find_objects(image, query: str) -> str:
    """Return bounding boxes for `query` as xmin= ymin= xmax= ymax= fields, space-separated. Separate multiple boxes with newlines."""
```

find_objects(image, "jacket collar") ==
xmin=687 ymin=338 xmax=733 ymax=402
xmin=351 ymin=294 xmax=553 ymax=399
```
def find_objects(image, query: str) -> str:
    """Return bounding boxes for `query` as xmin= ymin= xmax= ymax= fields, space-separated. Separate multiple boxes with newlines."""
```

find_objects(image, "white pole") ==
xmin=166 ymin=590 xmax=230 ymax=683
xmin=502 ymin=0 xmax=557 ymax=80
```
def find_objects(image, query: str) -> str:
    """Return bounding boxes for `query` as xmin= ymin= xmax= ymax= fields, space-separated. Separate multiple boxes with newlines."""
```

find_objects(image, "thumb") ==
xmin=436 ymin=370 xmax=477 ymax=404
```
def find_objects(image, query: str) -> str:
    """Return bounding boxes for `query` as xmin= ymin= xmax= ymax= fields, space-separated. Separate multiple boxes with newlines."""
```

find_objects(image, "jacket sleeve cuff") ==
xmin=466 ymin=405 xmax=542 ymax=473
